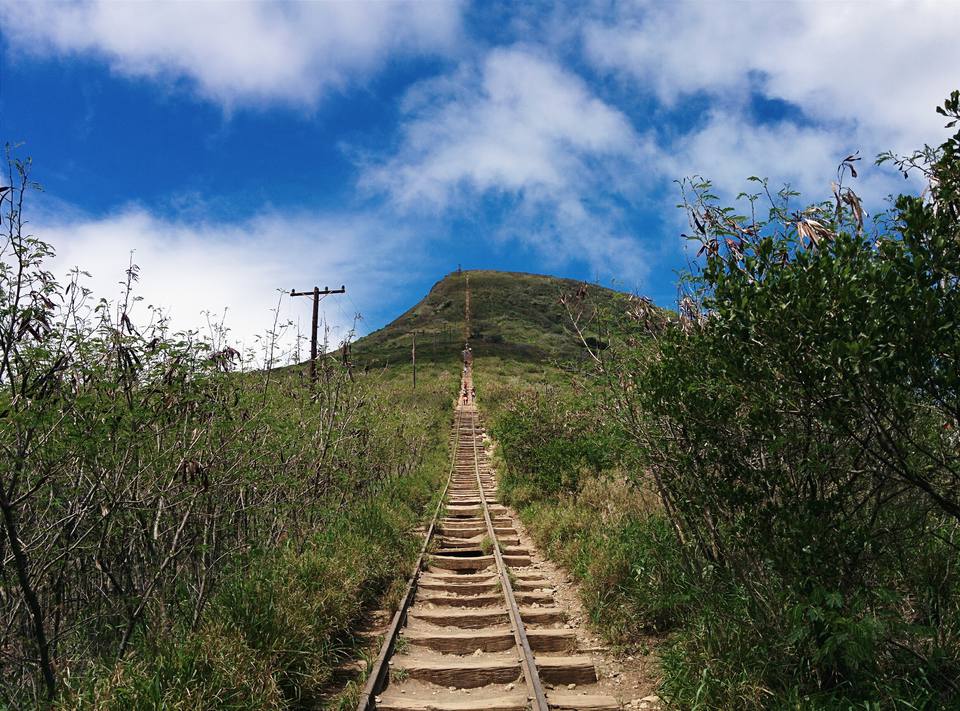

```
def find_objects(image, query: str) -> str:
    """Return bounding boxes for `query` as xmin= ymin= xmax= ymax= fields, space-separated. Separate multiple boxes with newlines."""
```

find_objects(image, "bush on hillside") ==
xmin=574 ymin=92 xmax=960 ymax=707
xmin=492 ymin=389 xmax=624 ymax=504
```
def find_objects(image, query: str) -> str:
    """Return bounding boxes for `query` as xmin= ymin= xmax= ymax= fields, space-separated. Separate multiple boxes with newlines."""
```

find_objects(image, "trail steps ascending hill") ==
xmin=363 ymin=369 xmax=619 ymax=711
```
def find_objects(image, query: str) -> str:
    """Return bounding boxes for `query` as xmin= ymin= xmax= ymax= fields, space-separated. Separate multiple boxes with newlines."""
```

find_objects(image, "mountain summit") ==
xmin=352 ymin=270 xmax=630 ymax=365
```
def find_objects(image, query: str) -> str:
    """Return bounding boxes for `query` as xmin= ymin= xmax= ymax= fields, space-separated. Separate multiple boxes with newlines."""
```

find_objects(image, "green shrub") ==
xmin=487 ymin=92 xmax=960 ymax=709
xmin=493 ymin=391 xmax=623 ymax=501
xmin=57 ymin=444 xmax=446 ymax=709
xmin=60 ymin=622 xmax=284 ymax=711
xmin=592 ymin=93 xmax=960 ymax=707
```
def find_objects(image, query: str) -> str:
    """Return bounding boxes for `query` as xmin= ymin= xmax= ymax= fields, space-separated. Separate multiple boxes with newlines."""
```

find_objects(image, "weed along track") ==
xmin=358 ymin=368 xmax=618 ymax=711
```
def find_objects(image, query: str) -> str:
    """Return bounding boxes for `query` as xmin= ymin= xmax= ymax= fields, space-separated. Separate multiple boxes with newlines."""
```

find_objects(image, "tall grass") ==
xmin=476 ymin=360 xmax=686 ymax=646
xmin=0 ymin=150 xmax=456 ymax=708
xmin=59 ymin=448 xmax=448 ymax=709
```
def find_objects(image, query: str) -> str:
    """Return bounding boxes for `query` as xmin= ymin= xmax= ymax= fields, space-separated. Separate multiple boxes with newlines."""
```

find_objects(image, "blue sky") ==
xmin=1 ymin=0 xmax=958 ymax=358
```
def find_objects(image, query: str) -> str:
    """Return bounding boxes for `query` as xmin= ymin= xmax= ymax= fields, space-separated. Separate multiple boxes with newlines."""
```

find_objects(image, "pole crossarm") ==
xmin=290 ymin=286 xmax=346 ymax=298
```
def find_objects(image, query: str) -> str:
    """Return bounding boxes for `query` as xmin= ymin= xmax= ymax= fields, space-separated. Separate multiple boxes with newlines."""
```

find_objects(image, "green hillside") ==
xmin=351 ymin=269 xmax=634 ymax=365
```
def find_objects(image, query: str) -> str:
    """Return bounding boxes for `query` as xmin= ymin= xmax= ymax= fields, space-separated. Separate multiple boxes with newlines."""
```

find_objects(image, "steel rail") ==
xmin=468 ymin=410 xmax=550 ymax=711
xmin=356 ymin=407 xmax=463 ymax=711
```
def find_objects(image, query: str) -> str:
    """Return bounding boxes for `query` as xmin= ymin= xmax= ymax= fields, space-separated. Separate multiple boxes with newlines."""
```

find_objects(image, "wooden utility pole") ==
xmin=411 ymin=331 xmax=417 ymax=389
xmin=464 ymin=273 xmax=471 ymax=343
xmin=290 ymin=285 xmax=346 ymax=382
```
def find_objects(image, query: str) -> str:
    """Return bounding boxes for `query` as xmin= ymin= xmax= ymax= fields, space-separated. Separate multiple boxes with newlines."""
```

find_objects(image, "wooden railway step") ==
xmin=440 ymin=536 xmax=520 ymax=548
xmin=410 ymin=607 xmax=509 ymax=628
xmin=446 ymin=506 xmax=482 ymax=516
xmin=421 ymin=572 xmax=497 ymax=583
xmin=515 ymin=591 xmax=554 ymax=605
xmin=502 ymin=554 xmax=532 ymax=566
xmin=418 ymin=580 xmax=499 ymax=595
xmin=433 ymin=547 xmax=485 ymax=557
xmin=436 ymin=538 xmax=483 ymax=550
xmin=402 ymin=627 xmax=515 ymax=653
xmin=438 ymin=533 xmax=518 ymax=542
xmin=500 ymin=545 xmax=529 ymax=554
xmin=376 ymin=694 xmax=528 ymax=711
xmin=520 ymin=606 xmax=567 ymax=624
xmin=536 ymin=655 xmax=598 ymax=684
xmin=439 ymin=526 xmax=517 ymax=536
xmin=418 ymin=592 xmax=503 ymax=608
xmin=527 ymin=627 xmax=577 ymax=652
xmin=390 ymin=654 xmax=521 ymax=687
xmin=428 ymin=554 xmax=494 ymax=571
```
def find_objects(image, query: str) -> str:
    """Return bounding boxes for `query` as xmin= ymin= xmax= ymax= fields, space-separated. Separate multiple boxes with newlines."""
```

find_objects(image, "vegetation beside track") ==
xmin=479 ymin=94 xmax=960 ymax=709
xmin=475 ymin=360 xmax=677 ymax=649
xmin=62 ymin=450 xmax=448 ymax=711
xmin=0 ymin=155 xmax=456 ymax=708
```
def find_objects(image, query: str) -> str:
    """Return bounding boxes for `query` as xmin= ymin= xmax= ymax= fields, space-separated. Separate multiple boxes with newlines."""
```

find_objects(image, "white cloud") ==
xmin=663 ymin=109 xmax=906 ymax=208
xmin=584 ymin=0 xmax=960 ymax=153
xmin=1 ymin=0 xmax=463 ymax=108
xmin=578 ymin=0 xmax=956 ymax=231
xmin=37 ymin=206 xmax=420 ymax=363
xmin=364 ymin=46 xmax=654 ymax=280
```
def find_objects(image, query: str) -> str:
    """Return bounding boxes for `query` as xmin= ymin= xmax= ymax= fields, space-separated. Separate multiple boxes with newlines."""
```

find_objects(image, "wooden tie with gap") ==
xmin=358 ymin=369 xmax=618 ymax=711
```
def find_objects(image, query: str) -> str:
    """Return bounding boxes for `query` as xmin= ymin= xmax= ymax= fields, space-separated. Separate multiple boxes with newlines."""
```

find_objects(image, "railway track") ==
xmin=357 ymin=369 xmax=618 ymax=711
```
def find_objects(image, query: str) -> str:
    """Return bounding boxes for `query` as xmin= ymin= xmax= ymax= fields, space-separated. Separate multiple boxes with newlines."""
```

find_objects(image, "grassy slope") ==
xmin=352 ymin=270 xmax=632 ymax=366
xmin=59 ymin=363 xmax=457 ymax=711
xmin=472 ymin=357 xmax=671 ymax=647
